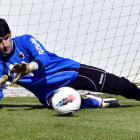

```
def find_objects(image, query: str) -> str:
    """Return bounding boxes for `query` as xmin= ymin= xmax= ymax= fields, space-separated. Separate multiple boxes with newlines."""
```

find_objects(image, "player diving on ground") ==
xmin=0 ymin=18 xmax=140 ymax=112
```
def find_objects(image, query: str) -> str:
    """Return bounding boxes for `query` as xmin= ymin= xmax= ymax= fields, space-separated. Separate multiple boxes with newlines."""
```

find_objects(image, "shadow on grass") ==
xmin=1 ymin=103 xmax=140 ymax=111
xmin=0 ymin=104 xmax=46 ymax=110
xmin=52 ymin=114 xmax=79 ymax=117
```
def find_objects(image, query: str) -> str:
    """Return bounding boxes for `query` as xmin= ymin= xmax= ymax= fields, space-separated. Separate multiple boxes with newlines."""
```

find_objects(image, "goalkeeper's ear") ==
xmin=0 ymin=75 xmax=8 ymax=88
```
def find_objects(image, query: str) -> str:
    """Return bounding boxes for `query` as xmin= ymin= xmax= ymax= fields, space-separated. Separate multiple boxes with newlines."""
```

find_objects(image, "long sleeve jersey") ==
xmin=0 ymin=34 xmax=80 ymax=106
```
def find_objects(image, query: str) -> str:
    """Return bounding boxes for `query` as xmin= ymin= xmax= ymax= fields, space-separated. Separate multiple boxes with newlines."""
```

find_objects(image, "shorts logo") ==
xmin=57 ymin=94 xmax=76 ymax=107
xmin=99 ymin=74 xmax=104 ymax=84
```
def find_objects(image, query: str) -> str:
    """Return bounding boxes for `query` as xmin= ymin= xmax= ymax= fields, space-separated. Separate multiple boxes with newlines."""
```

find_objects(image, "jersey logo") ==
xmin=19 ymin=52 xmax=24 ymax=59
xmin=30 ymin=38 xmax=44 ymax=55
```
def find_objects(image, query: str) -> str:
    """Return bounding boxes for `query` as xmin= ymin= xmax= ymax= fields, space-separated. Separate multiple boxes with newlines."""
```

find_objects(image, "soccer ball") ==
xmin=51 ymin=87 xmax=81 ymax=116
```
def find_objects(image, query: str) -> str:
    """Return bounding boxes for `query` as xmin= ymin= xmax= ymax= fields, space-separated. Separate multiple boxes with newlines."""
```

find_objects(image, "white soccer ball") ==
xmin=52 ymin=87 xmax=81 ymax=116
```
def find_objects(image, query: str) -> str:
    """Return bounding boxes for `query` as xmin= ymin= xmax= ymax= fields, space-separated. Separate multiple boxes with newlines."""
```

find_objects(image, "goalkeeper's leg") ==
xmin=68 ymin=64 xmax=140 ymax=101
xmin=102 ymin=73 xmax=140 ymax=101
xmin=46 ymin=64 xmax=140 ymax=109
xmin=80 ymin=94 xmax=120 ymax=109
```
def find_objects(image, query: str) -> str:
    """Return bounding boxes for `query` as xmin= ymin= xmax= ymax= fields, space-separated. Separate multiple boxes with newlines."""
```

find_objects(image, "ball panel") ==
xmin=52 ymin=87 xmax=81 ymax=115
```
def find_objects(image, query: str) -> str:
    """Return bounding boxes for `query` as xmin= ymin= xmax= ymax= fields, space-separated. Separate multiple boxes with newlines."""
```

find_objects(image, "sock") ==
xmin=80 ymin=98 xmax=101 ymax=109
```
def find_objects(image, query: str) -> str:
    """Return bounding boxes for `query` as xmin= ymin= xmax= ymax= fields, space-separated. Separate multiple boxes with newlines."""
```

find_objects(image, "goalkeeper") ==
xmin=0 ymin=18 xmax=139 ymax=109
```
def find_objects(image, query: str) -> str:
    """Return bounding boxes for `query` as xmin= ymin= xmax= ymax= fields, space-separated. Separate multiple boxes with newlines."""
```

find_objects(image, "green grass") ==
xmin=1 ymin=95 xmax=140 ymax=140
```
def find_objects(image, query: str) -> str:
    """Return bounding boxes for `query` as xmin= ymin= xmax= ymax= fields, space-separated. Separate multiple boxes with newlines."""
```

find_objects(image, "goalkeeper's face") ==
xmin=0 ymin=32 xmax=12 ymax=55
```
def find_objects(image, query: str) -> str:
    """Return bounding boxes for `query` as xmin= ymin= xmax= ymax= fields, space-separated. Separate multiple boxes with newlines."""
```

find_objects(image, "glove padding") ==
xmin=8 ymin=61 xmax=35 ymax=84
xmin=0 ymin=75 xmax=8 ymax=88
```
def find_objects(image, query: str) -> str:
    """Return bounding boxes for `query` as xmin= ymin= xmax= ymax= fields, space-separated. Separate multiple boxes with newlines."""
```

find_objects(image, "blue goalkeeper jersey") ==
xmin=0 ymin=34 xmax=80 ymax=106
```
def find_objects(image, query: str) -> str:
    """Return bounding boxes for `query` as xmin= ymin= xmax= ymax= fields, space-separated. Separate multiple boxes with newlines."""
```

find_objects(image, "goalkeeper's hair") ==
xmin=0 ymin=18 xmax=10 ymax=37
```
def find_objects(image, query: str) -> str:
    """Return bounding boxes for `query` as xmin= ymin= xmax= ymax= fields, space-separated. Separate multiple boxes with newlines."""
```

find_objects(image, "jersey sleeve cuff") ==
xmin=34 ymin=60 xmax=43 ymax=70
xmin=30 ymin=61 xmax=39 ymax=70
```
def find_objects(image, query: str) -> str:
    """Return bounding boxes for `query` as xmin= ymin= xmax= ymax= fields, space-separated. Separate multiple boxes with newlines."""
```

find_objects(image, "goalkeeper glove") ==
xmin=0 ymin=75 xmax=8 ymax=88
xmin=8 ymin=61 xmax=36 ymax=84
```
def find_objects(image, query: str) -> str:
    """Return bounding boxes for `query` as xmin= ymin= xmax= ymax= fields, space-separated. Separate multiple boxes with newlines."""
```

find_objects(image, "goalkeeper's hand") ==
xmin=8 ymin=61 xmax=35 ymax=84
xmin=0 ymin=75 xmax=8 ymax=88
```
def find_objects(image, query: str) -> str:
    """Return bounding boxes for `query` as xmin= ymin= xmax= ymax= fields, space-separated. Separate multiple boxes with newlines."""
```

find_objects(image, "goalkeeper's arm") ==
xmin=8 ymin=61 xmax=37 ymax=84
xmin=0 ymin=75 xmax=8 ymax=101
xmin=0 ymin=75 xmax=8 ymax=88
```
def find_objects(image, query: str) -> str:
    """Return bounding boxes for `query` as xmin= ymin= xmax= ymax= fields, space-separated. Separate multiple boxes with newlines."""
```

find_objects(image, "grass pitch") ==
xmin=0 ymin=95 xmax=140 ymax=140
